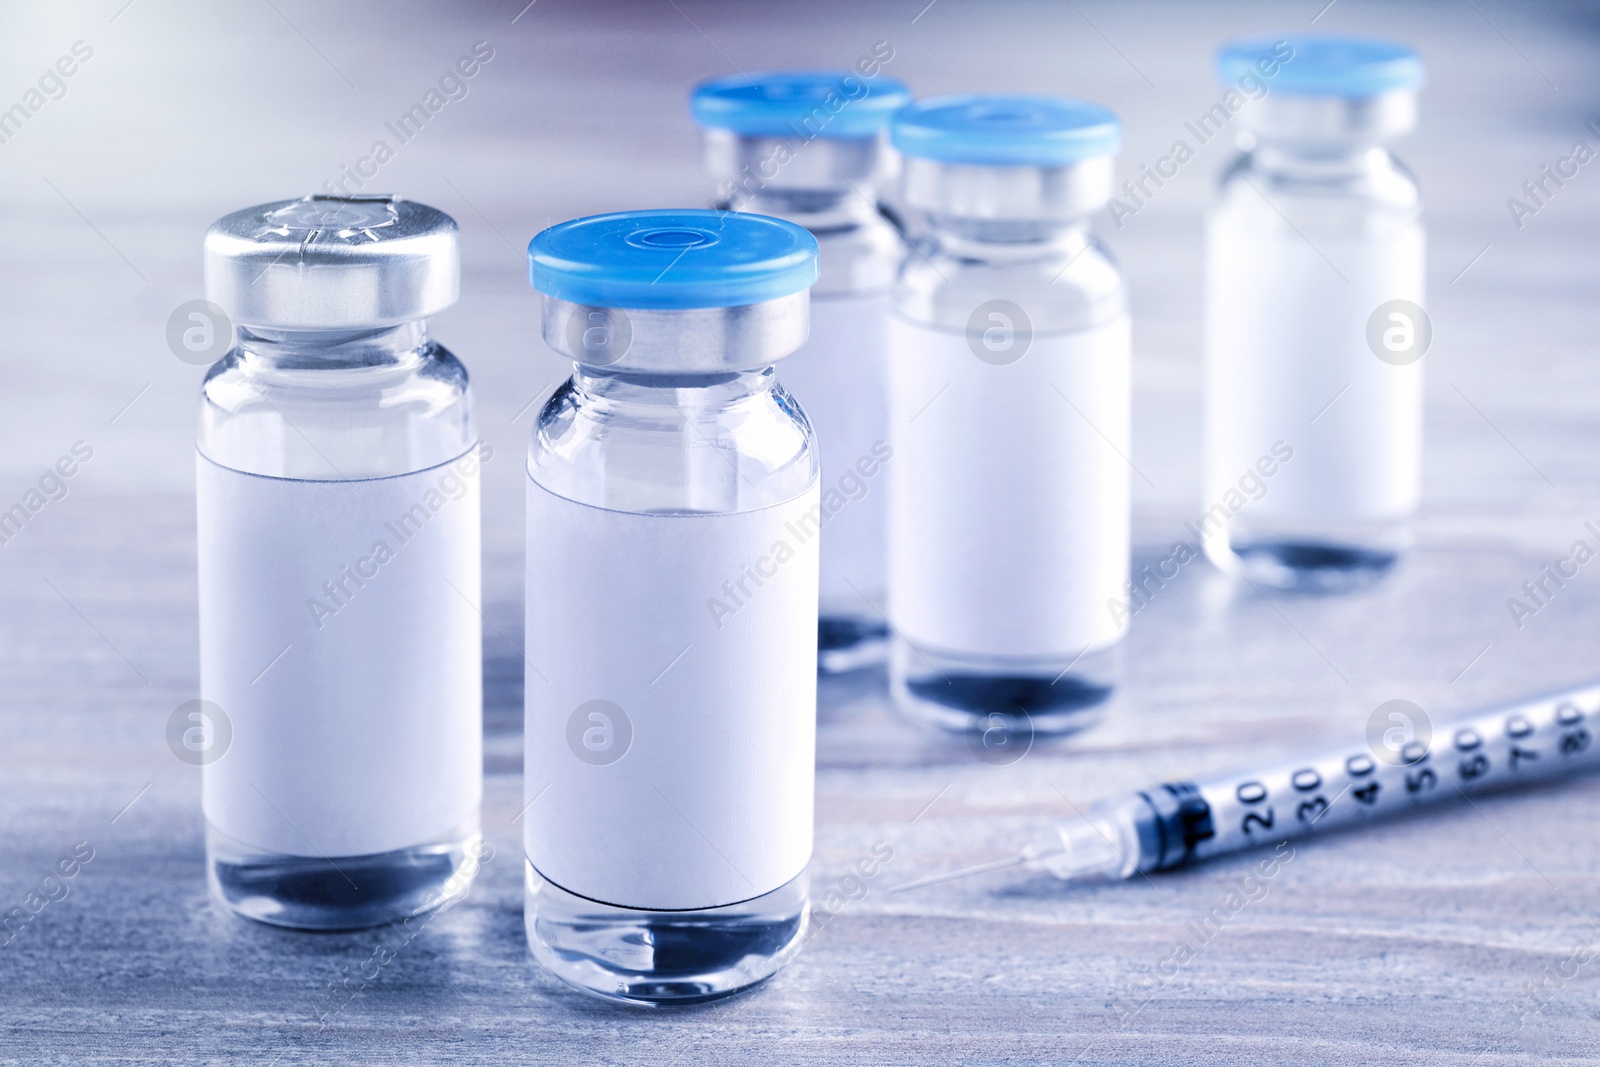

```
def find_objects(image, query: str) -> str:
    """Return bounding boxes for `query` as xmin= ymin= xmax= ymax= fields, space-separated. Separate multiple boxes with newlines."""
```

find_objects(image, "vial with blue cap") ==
xmin=1203 ymin=36 xmax=1427 ymax=592
xmin=693 ymin=65 xmax=909 ymax=673
xmin=523 ymin=209 xmax=821 ymax=1004
xmin=196 ymin=195 xmax=485 ymax=930
xmin=885 ymin=96 xmax=1130 ymax=740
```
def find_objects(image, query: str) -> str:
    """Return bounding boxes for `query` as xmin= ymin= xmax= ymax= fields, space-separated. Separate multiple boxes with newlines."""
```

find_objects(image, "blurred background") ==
xmin=2 ymin=1 xmax=1598 ymax=1062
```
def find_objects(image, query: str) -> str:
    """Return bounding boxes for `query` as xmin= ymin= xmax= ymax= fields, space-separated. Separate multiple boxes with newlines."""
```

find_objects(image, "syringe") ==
xmin=893 ymin=681 xmax=1600 ymax=893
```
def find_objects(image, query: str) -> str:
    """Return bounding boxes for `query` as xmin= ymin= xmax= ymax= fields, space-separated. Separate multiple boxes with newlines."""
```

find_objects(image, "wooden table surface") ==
xmin=2 ymin=1 xmax=1598 ymax=1062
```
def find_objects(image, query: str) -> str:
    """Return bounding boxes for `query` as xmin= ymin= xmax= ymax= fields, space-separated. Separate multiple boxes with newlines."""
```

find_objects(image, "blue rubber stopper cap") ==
xmin=1217 ymin=35 xmax=1425 ymax=97
xmin=691 ymin=70 xmax=912 ymax=139
xmin=890 ymin=94 xmax=1121 ymax=167
xmin=528 ymin=209 xmax=820 ymax=310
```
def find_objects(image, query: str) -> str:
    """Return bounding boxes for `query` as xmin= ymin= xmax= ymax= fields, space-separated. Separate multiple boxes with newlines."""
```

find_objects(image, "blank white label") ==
xmin=197 ymin=451 xmax=483 ymax=858
xmin=1205 ymin=219 xmax=1425 ymax=522
xmin=778 ymin=291 xmax=891 ymax=607
xmin=524 ymin=478 xmax=818 ymax=911
xmin=887 ymin=317 xmax=1131 ymax=659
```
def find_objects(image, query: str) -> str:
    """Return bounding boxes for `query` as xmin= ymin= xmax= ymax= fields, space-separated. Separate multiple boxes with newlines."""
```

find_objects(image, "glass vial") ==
xmin=693 ymin=70 xmax=910 ymax=673
xmin=523 ymin=210 xmax=821 ymax=1005
xmin=1204 ymin=37 xmax=1426 ymax=592
xmin=885 ymin=96 xmax=1130 ymax=738
xmin=196 ymin=195 xmax=483 ymax=930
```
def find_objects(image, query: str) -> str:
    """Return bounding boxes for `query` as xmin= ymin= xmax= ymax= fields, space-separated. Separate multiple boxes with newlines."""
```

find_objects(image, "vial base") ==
xmin=1206 ymin=518 xmax=1409 ymax=594
xmin=524 ymin=860 xmax=808 ymax=1006
xmin=817 ymin=613 xmax=889 ymax=674
xmin=889 ymin=637 xmax=1118 ymax=737
xmin=206 ymin=821 xmax=481 ymax=931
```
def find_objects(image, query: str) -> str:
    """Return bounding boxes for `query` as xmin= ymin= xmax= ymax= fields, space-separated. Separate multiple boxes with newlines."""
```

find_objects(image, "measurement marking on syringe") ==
xmin=1306 ymin=782 xmax=1350 ymax=827
xmin=896 ymin=684 xmax=1600 ymax=896
xmin=1211 ymin=700 xmax=1600 ymax=849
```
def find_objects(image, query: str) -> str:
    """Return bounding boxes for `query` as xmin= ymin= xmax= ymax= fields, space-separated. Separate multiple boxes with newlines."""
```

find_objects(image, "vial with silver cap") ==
xmin=523 ymin=210 xmax=821 ymax=1004
xmin=885 ymin=95 xmax=1130 ymax=738
xmin=196 ymin=195 xmax=484 ymax=929
xmin=1203 ymin=36 xmax=1426 ymax=592
xmin=692 ymin=68 xmax=910 ymax=673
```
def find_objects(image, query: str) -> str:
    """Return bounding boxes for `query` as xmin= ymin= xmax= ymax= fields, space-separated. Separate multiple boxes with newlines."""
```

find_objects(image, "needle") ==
xmin=889 ymin=853 xmax=1032 ymax=893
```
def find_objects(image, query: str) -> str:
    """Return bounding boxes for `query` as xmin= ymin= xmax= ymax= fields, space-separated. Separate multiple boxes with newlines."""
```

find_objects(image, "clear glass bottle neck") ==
xmin=571 ymin=365 xmax=775 ymax=408
xmin=235 ymin=320 xmax=431 ymax=371
xmin=199 ymin=317 xmax=470 ymax=481
xmin=735 ymin=186 xmax=879 ymax=224
xmin=921 ymin=215 xmax=1093 ymax=257
xmin=1246 ymin=139 xmax=1396 ymax=178
xmin=531 ymin=363 xmax=813 ymax=514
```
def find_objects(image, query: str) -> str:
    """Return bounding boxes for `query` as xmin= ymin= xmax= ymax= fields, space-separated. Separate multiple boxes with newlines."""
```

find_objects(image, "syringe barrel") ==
xmin=1132 ymin=682 xmax=1600 ymax=873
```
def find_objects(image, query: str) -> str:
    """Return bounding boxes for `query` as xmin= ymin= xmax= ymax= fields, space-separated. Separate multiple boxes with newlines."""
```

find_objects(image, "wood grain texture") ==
xmin=2 ymin=1 xmax=1599 ymax=1063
